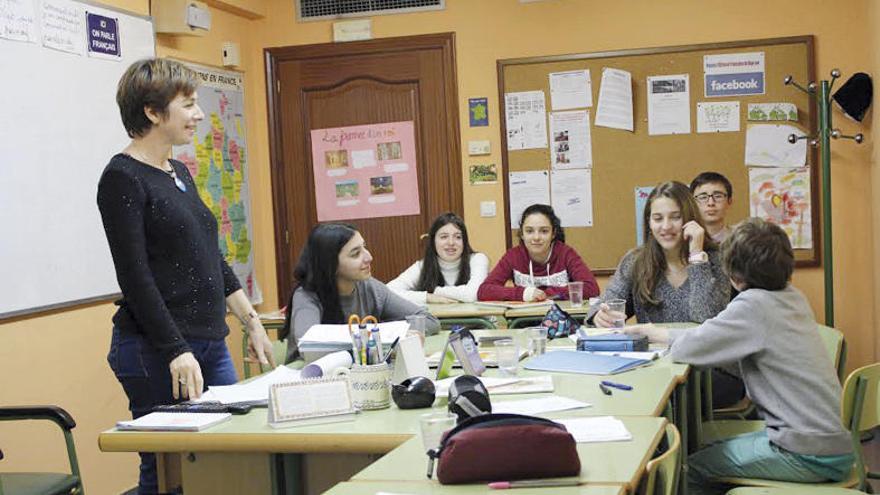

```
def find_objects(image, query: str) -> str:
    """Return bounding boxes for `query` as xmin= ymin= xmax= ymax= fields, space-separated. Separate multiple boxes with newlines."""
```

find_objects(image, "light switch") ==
xmin=480 ymin=201 xmax=496 ymax=217
xmin=468 ymin=140 xmax=491 ymax=156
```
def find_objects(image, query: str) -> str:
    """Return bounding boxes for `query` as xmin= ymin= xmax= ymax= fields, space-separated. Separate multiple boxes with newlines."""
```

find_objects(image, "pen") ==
xmin=599 ymin=383 xmax=612 ymax=395
xmin=601 ymin=380 xmax=633 ymax=391
xmin=488 ymin=479 xmax=581 ymax=489
xmin=384 ymin=336 xmax=401 ymax=364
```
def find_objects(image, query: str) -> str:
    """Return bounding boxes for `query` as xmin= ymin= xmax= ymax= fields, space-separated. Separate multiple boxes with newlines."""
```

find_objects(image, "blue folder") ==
xmin=523 ymin=350 xmax=652 ymax=375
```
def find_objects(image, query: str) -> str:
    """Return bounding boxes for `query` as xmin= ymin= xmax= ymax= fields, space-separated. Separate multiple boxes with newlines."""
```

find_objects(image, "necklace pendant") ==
xmin=174 ymin=175 xmax=187 ymax=192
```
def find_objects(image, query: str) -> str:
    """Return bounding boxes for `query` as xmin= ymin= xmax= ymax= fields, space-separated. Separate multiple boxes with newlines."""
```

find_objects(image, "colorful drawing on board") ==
xmin=469 ymin=97 xmax=489 ymax=127
xmin=634 ymin=186 xmax=654 ymax=245
xmin=324 ymin=150 xmax=349 ymax=169
xmin=335 ymin=179 xmax=359 ymax=198
xmin=469 ymin=164 xmax=498 ymax=185
xmin=748 ymin=167 xmax=812 ymax=249
xmin=377 ymin=141 xmax=402 ymax=161
xmin=370 ymin=176 xmax=394 ymax=195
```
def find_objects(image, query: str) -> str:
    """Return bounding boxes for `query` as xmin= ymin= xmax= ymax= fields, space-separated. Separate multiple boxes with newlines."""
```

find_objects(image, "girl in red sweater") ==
xmin=477 ymin=204 xmax=599 ymax=302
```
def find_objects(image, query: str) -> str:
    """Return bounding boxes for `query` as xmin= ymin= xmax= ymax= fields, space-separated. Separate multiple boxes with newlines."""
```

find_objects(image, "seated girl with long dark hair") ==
xmin=281 ymin=223 xmax=439 ymax=363
xmin=388 ymin=212 xmax=489 ymax=305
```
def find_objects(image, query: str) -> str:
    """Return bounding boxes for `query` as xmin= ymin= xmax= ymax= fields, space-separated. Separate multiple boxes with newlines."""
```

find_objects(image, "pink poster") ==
xmin=310 ymin=121 xmax=421 ymax=222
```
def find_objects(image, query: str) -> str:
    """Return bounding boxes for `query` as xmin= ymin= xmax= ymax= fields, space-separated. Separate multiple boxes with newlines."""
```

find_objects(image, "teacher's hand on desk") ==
xmin=426 ymin=293 xmax=457 ymax=304
xmin=245 ymin=320 xmax=277 ymax=369
xmin=170 ymin=352 xmax=203 ymax=400
xmin=593 ymin=303 xmax=625 ymax=328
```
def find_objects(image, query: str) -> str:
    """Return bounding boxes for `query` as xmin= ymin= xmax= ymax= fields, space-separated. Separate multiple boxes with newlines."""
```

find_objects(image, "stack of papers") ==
xmin=492 ymin=395 xmax=590 ymax=415
xmin=433 ymin=375 xmax=555 ymax=397
xmin=299 ymin=321 xmax=409 ymax=354
xmin=197 ymin=366 xmax=301 ymax=404
xmin=117 ymin=412 xmax=231 ymax=431
xmin=555 ymin=416 xmax=633 ymax=443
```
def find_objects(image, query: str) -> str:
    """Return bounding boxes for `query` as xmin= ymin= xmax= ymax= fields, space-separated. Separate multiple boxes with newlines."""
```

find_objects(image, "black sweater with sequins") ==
xmin=97 ymin=154 xmax=241 ymax=362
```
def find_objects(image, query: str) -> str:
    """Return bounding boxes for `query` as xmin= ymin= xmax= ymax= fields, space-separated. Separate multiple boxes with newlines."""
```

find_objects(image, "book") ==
xmin=576 ymin=334 xmax=649 ymax=352
xmin=116 ymin=412 xmax=232 ymax=431
xmin=523 ymin=350 xmax=652 ymax=375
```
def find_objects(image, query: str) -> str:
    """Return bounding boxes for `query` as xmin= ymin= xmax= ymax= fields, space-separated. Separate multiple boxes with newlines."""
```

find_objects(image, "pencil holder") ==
xmin=336 ymin=363 xmax=392 ymax=410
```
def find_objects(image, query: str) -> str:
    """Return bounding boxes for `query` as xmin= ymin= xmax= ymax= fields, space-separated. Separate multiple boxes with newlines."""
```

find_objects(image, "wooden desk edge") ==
xmin=98 ymin=430 xmax=412 ymax=455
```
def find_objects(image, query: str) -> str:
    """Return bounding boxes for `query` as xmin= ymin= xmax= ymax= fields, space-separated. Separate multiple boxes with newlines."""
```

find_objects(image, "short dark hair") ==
xmin=722 ymin=218 xmax=793 ymax=291
xmin=690 ymin=171 xmax=733 ymax=199
xmin=116 ymin=58 xmax=199 ymax=138
xmin=518 ymin=204 xmax=565 ymax=243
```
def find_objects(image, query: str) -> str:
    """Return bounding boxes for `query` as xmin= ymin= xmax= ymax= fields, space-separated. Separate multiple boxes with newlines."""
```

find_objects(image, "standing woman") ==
xmin=588 ymin=181 xmax=730 ymax=327
xmin=98 ymin=58 xmax=275 ymax=494
xmin=282 ymin=223 xmax=440 ymax=363
xmin=477 ymin=204 xmax=599 ymax=302
xmin=388 ymin=212 xmax=489 ymax=305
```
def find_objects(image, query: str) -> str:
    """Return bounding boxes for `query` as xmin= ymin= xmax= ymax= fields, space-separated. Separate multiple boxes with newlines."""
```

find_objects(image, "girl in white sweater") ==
xmin=388 ymin=213 xmax=489 ymax=305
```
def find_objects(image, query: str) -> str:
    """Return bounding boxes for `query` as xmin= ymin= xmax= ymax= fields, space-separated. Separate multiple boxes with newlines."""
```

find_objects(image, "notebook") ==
xmin=116 ymin=412 xmax=232 ymax=431
xmin=523 ymin=350 xmax=652 ymax=375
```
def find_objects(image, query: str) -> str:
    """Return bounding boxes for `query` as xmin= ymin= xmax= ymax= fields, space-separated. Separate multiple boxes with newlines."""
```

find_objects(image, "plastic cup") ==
xmin=419 ymin=412 xmax=457 ymax=452
xmin=406 ymin=314 xmax=427 ymax=343
xmin=527 ymin=327 xmax=548 ymax=357
xmin=494 ymin=339 xmax=520 ymax=377
xmin=568 ymin=281 xmax=584 ymax=307
xmin=606 ymin=298 xmax=627 ymax=328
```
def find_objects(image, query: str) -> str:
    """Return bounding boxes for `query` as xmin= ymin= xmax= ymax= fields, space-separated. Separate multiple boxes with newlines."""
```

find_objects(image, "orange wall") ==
xmin=1 ymin=1 xmax=875 ymax=493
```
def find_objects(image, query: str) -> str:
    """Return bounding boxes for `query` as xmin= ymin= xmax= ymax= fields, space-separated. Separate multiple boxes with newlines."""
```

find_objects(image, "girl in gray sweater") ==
xmin=627 ymin=218 xmax=853 ymax=494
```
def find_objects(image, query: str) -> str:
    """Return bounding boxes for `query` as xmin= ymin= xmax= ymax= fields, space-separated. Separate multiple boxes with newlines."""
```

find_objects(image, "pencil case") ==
xmin=577 ymin=334 xmax=648 ymax=352
xmin=427 ymin=413 xmax=580 ymax=484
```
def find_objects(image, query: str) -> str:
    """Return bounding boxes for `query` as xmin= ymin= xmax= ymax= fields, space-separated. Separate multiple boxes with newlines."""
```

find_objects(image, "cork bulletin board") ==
xmin=497 ymin=36 xmax=818 ymax=275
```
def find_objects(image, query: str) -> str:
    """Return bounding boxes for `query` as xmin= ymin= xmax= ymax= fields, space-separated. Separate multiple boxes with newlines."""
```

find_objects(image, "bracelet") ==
xmin=239 ymin=310 xmax=259 ymax=328
xmin=688 ymin=251 xmax=708 ymax=265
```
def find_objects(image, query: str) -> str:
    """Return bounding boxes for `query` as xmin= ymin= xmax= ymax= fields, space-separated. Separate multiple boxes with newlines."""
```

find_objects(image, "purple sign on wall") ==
xmin=87 ymin=13 xmax=120 ymax=57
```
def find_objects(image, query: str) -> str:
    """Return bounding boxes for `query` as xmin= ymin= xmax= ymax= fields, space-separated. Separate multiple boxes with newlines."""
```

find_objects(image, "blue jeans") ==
xmin=107 ymin=328 xmax=238 ymax=495
xmin=687 ymin=430 xmax=853 ymax=495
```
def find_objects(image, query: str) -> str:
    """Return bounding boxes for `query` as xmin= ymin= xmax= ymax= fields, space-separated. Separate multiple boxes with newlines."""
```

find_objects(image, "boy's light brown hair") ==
xmin=116 ymin=58 xmax=199 ymax=138
xmin=722 ymin=217 xmax=793 ymax=291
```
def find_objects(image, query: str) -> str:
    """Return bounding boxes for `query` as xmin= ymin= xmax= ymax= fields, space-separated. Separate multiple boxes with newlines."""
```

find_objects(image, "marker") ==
xmin=599 ymin=383 xmax=612 ymax=396
xmin=489 ymin=479 xmax=581 ymax=489
xmin=601 ymin=381 xmax=633 ymax=391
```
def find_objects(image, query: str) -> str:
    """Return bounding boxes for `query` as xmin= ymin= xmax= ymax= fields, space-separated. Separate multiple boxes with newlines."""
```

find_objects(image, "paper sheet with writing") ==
xmin=505 ymin=90 xmax=549 ymax=150
xmin=696 ymin=101 xmax=740 ymax=133
xmin=509 ymin=170 xmax=550 ymax=228
xmin=0 ymin=0 xmax=38 ymax=43
xmin=551 ymin=169 xmax=593 ymax=227
xmin=647 ymin=74 xmax=691 ymax=135
xmin=492 ymin=395 xmax=590 ymax=415
xmin=555 ymin=416 xmax=632 ymax=443
xmin=550 ymin=110 xmax=592 ymax=169
xmin=594 ymin=68 xmax=633 ymax=131
xmin=550 ymin=69 xmax=592 ymax=110
xmin=197 ymin=365 xmax=302 ymax=404
xmin=744 ymin=124 xmax=807 ymax=167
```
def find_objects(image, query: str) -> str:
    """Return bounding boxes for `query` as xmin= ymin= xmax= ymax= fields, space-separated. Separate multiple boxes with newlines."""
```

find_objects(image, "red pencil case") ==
xmin=427 ymin=413 xmax=581 ymax=484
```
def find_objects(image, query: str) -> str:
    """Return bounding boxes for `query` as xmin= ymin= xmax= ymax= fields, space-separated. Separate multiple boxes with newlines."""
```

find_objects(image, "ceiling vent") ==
xmin=297 ymin=0 xmax=444 ymax=21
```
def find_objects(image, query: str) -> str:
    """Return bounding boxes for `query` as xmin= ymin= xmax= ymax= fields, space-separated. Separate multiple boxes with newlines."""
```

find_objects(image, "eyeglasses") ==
xmin=694 ymin=192 xmax=728 ymax=203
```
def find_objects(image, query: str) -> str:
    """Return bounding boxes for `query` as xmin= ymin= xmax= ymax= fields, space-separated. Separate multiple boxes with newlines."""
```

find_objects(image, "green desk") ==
xmin=325 ymin=481 xmax=625 ymax=495
xmin=504 ymin=301 xmax=589 ymax=329
xmin=352 ymin=417 xmax=667 ymax=494
xmin=98 ymin=331 xmax=686 ymax=495
xmin=427 ymin=303 xmax=508 ymax=329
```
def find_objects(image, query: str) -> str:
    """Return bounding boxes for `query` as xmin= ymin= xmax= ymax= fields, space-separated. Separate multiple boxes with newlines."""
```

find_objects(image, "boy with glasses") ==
xmin=690 ymin=172 xmax=733 ymax=243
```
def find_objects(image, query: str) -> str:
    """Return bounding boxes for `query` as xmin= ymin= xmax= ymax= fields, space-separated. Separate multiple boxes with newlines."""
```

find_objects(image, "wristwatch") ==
xmin=688 ymin=251 xmax=709 ymax=265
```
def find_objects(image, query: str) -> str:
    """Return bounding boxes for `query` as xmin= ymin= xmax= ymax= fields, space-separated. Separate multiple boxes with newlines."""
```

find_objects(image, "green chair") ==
xmin=700 ymin=325 xmax=847 ymax=446
xmin=714 ymin=362 xmax=880 ymax=491
xmin=638 ymin=423 xmax=682 ymax=495
xmin=0 ymin=406 xmax=83 ymax=495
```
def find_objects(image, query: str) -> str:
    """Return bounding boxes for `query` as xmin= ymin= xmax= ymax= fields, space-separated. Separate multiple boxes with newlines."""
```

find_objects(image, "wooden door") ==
xmin=266 ymin=33 xmax=462 ymax=305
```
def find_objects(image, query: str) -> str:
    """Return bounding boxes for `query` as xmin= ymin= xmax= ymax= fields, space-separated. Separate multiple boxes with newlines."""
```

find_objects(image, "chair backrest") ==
xmin=638 ymin=423 xmax=681 ymax=495
xmin=816 ymin=324 xmax=846 ymax=381
xmin=841 ymin=363 xmax=880 ymax=433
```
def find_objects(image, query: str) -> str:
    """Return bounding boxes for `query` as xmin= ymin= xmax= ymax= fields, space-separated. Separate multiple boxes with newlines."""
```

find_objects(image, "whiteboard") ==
xmin=0 ymin=0 xmax=155 ymax=318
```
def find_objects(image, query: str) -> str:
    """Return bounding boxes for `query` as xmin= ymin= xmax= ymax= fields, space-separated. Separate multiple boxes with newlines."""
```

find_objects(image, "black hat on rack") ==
xmin=832 ymin=72 xmax=872 ymax=122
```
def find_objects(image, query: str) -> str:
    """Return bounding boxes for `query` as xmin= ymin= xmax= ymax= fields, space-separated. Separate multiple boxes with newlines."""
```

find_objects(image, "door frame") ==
xmin=264 ymin=33 xmax=462 ymax=306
